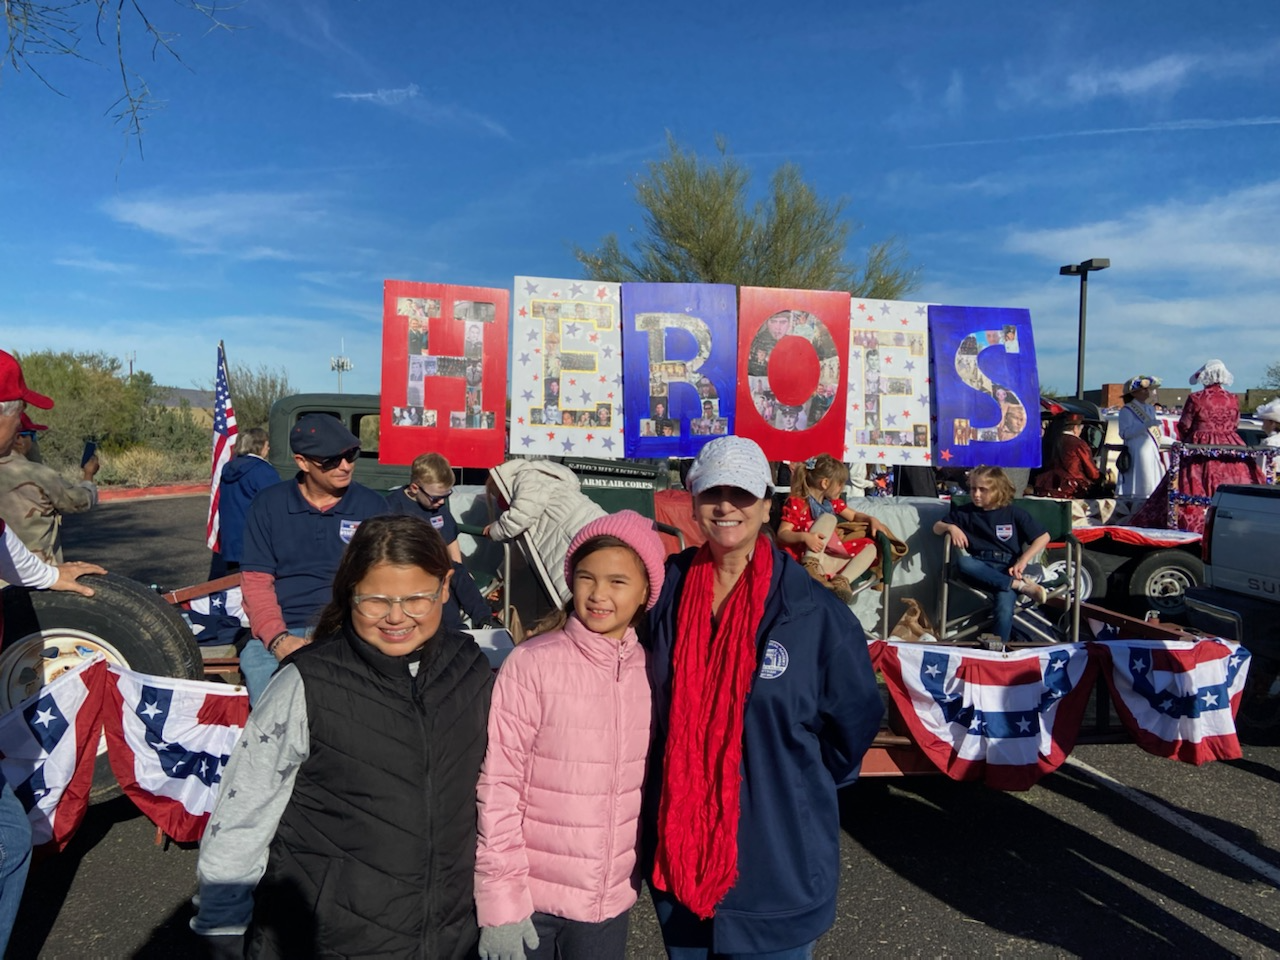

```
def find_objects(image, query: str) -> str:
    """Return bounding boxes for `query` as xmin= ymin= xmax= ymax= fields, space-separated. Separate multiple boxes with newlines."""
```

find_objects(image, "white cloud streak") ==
xmin=1005 ymin=179 xmax=1280 ymax=279
xmin=917 ymin=116 xmax=1280 ymax=149
xmin=334 ymin=83 xmax=421 ymax=106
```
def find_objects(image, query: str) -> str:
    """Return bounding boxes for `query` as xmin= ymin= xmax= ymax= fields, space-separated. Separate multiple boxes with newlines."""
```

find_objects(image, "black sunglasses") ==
xmin=309 ymin=447 xmax=360 ymax=471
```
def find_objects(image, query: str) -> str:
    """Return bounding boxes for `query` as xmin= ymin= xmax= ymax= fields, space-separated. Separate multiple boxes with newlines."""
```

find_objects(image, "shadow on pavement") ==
xmin=841 ymin=775 xmax=1280 ymax=956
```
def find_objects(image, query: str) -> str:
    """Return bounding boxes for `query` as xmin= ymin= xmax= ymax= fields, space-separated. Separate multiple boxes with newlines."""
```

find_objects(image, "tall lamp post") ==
xmin=330 ymin=338 xmax=353 ymax=394
xmin=1059 ymin=258 xmax=1109 ymax=400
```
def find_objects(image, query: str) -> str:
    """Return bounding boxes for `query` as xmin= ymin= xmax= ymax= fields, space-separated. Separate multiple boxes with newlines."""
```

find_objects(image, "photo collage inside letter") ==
xmin=396 ymin=296 xmax=496 ymax=430
xmin=509 ymin=278 xmax=623 ymax=457
xmin=746 ymin=310 xmax=841 ymax=433
xmin=843 ymin=299 xmax=934 ymax=466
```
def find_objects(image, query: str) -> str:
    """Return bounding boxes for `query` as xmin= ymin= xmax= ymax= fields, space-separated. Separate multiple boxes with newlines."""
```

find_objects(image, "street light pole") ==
xmin=1059 ymin=258 xmax=1110 ymax=400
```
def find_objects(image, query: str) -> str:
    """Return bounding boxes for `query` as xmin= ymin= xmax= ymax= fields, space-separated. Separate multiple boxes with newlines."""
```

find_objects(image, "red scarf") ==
xmin=652 ymin=535 xmax=774 ymax=918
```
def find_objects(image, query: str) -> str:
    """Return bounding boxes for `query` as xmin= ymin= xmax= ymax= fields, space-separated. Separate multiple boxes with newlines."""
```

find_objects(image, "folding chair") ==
xmin=936 ymin=496 xmax=1082 ymax=646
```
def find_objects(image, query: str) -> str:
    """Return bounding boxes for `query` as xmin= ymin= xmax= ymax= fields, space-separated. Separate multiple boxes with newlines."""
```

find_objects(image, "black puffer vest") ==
xmin=248 ymin=622 xmax=492 ymax=959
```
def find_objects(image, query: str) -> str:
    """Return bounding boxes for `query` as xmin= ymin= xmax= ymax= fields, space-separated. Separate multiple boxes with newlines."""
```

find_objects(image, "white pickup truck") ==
xmin=1184 ymin=483 xmax=1280 ymax=738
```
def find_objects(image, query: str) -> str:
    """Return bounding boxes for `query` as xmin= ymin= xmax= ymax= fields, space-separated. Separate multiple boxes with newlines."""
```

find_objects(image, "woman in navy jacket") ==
xmin=644 ymin=436 xmax=884 ymax=959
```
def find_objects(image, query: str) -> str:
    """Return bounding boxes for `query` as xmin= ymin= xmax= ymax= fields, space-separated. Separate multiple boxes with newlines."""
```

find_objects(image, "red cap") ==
xmin=0 ymin=350 xmax=54 ymax=409
xmin=18 ymin=411 xmax=48 ymax=432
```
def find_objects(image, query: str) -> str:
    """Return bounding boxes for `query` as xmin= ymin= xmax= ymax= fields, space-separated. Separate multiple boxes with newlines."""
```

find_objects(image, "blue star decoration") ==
xmin=518 ymin=353 xmax=531 ymax=366
xmin=564 ymin=322 xmax=580 ymax=337
xmin=880 ymin=304 xmax=892 ymax=315
xmin=580 ymin=389 xmax=593 ymax=404
xmin=521 ymin=390 xmax=534 ymax=402
xmin=520 ymin=435 xmax=533 ymax=447
xmin=570 ymin=283 xmax=584 ymax=297
xmin=561 ymin=436 xmax=575 ymax=452
xmin=601 ymin=436 xmax=615 ymax=451
xmin=916 ymin=305 xmax=927 ymax=315
xmin=523 ymin=280 xmax=539 ymax=295
xmin=904 ymin=360 xmax=915 ymax=371
xmin=526 ymin=328 xmax=539 ymax=342
xmin=602 ymin=345 xmax=613 ymax=359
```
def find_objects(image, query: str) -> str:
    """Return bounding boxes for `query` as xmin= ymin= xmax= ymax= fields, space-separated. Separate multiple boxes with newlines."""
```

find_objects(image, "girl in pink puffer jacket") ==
xmin=475 ymin=510 xmax=666 ymax=960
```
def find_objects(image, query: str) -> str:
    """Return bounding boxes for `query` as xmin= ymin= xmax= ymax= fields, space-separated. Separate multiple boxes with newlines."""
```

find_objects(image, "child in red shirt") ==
xmin=777 ymin=454 xmax=886 ymax=603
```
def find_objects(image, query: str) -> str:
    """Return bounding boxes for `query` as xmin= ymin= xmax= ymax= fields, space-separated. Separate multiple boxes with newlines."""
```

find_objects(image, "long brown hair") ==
xmin=528 ymin=534 xmax=650 ymax=639
xmin=789 ymin=453 xmax=848 ymax=500
xmin=313 ymin=515 xmax=453 ymax=639
xmin=967 ymin=465 xmax=1015 ymax=508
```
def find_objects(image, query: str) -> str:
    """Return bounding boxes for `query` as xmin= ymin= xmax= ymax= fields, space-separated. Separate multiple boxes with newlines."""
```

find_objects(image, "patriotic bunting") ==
xmin=103 ymin=665 xmax=249 ymax=843
xmin=0 ymin=656 xmax=107 ymax=852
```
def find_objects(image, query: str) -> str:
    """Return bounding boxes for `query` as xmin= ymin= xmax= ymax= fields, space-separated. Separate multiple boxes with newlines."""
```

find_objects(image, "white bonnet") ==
xmin=1256 ymin=399 xmax=1280 ymax=424
xmin=1190 ymin=359 xmax=1233 ymax=387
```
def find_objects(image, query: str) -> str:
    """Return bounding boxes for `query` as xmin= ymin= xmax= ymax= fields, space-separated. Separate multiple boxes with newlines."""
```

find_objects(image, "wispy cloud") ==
xmin=334 ymin=83 xmax=421 ymax=106
xmin=942 ymin=70 xmax=964 ymax=119
xmin=102 ymin=190 xmax=328 ymax=255
xmin=1004 ymin=178 xmax=1280 ymax=279
xmin=53 ymin=254 xmax=134 ymax=274
xmin=1005 ymin=41 xmax=1280 ymax=108
xmin=917 ymin=116 xmax=1280 ymax=149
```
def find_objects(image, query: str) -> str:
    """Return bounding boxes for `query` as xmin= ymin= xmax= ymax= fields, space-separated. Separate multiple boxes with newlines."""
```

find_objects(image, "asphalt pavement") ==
xmin=10 ymin=495 xmax=1280 ymax=958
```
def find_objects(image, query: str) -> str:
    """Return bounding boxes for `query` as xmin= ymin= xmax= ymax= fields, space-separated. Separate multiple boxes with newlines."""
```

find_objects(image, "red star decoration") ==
xmin=589 ymin=333 xmax=598 ymax=343
xmin=517 ymin=417 xmax=524 ymax=425
xmin=900 ymin=317 xmax=909 ymax=326
xmin=533 ymin=373 xmax=540 ymax=381
xmin=852 ymin=403 xmax=860 ymax=411
xmin=599 ymin=376 xmax=607 ymax=384
xmin=885 ymin=356 xmax=893 ymax=365
xmin=518 ymin=307 xmax=527 ymax=318
xmin=903 ymin=410 xmax=911 ymax=419
xmin=552 ymin=292 xmax=561 ymax=298
xmin=597 ymin=286 xmax=608 ymax=301
xmin=923 ymin=452 xmax=931 ymax=461
xmin=607 ymin=392 xmax=614 ymax=399
xmin=877 ymin=451 xmax=886 ymax=459
xmin=568 ymin=378 xmax=577 ymax=386
xmin=940 ymin=449 xmax=953 ymax=461
xmin=857 ymin=303 xmax=866 ymax=311
xmin=547 ymin=431 xmax=556 ymax=440
xmin=925 ymin=377 xmax=931 ymax=384
xmin=868 ymin=315 xmax=877 ymax=323
xmin=586 ymin=433 xmax=594 ymax=442
xmin=534 ymin=347 xmax=541 ymax=354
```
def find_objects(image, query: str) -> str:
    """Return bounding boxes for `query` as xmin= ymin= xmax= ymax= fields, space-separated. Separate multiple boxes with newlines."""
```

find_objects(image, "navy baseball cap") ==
xmin=290 ymin=414 xmax=360 ymax=458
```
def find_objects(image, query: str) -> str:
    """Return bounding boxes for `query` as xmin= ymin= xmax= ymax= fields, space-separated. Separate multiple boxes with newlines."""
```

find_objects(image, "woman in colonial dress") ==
xmin=1116 ymin=374 xmax=1165 ymax=499
xmin=1129 ymin=360 xmax=1261 ymax=532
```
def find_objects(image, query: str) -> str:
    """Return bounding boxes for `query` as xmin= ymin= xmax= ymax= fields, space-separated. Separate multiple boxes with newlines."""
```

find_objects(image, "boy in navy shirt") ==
xmin=933 ymin=465 xmax=1051 ymax=645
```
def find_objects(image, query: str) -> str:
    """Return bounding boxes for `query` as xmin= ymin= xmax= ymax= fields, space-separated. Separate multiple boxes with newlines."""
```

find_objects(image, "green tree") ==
xmin=1261 ymin=361 xmax=1280 ymax=389
xmin=3 ymin=1 xmax=234 ymax=145
xmin=574 ymin=135 xmax=918 ymax=299
xmin=226 ymin=362 xmax=293 ymax=435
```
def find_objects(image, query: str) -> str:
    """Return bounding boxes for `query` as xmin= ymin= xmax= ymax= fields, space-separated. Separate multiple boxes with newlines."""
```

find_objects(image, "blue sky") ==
xmin=2 ymin=0 xmax=1278 ymax=401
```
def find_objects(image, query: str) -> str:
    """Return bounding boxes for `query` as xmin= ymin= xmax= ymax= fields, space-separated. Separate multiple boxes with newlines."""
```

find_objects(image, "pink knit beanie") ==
xmin=565 ymin=509 xmax=667 ymax=610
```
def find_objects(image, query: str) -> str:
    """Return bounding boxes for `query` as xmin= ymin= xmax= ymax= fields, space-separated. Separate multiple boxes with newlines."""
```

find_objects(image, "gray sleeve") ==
xmin=191 ymin=666 xmax=310 ymax=936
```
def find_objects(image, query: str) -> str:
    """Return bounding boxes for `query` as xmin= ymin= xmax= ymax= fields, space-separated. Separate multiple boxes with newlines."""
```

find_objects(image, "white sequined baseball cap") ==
xmin=685 ymin=436 xmax=773 ymax=499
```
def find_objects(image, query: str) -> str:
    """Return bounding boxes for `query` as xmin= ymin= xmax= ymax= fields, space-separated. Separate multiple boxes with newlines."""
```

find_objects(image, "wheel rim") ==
xmin=1145 ymin=568 xmax=1194 ymax=612
xmin=1043 ymin=559 xmax=1093 ymax=600
xmin=0 ymin=628 xmax=130 ymax=711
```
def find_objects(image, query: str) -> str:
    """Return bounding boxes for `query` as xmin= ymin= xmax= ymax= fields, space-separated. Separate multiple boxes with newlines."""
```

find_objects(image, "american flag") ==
xmin=207 ymin=343 xmax=238 ymax=550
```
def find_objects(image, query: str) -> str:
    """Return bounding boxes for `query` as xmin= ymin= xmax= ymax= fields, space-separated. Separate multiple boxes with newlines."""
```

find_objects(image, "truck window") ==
xmin=354 ymin=414 xmax=380 ymax=456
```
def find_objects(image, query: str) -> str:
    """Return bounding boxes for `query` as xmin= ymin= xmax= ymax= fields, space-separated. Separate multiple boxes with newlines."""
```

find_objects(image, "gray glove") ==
xmin=478 ymin=917 xmax=540 ymax=960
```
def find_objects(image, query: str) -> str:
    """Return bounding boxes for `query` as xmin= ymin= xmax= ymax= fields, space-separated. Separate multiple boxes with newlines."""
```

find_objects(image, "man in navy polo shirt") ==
xmin=238 ymin=414 xmax=388 ymax=702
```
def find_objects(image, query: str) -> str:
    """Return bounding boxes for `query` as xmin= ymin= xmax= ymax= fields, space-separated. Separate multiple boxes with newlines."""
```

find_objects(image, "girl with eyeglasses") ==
xmin=193 ymin=515 xmax=493 ymax=959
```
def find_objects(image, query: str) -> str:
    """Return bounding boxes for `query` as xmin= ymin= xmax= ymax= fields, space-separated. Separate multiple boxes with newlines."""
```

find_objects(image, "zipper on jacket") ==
xmin=601 ymin=642 xmax=625 ymax=919
xmin=413 ymin=675 xmax=435 ymax=957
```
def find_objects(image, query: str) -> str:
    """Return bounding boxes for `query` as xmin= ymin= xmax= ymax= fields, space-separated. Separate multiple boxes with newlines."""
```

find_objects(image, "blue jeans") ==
xmin=239 ymin=638 xmax=279 ymax=706
xmin=0 ymin=779 xmax=32 ymax=957
xmin=653 ymin=893 xmax=815 ymax=960
xmin=953 ymin=553 xmax=1016 ymax=642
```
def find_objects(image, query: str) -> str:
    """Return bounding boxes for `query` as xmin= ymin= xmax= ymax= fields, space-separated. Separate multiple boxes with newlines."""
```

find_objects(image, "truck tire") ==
xmin=0 ymin=574 xmax=202 ymax=804
xmin=1043 ymin=548 xmax=1106 ymax=602
xmin=1126 ymin=550 xmax=1204 ymax=617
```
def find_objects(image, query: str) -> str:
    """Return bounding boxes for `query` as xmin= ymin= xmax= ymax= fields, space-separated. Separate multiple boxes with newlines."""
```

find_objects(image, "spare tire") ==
xmin=1 ymin=573 xmax=202 ymax=804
